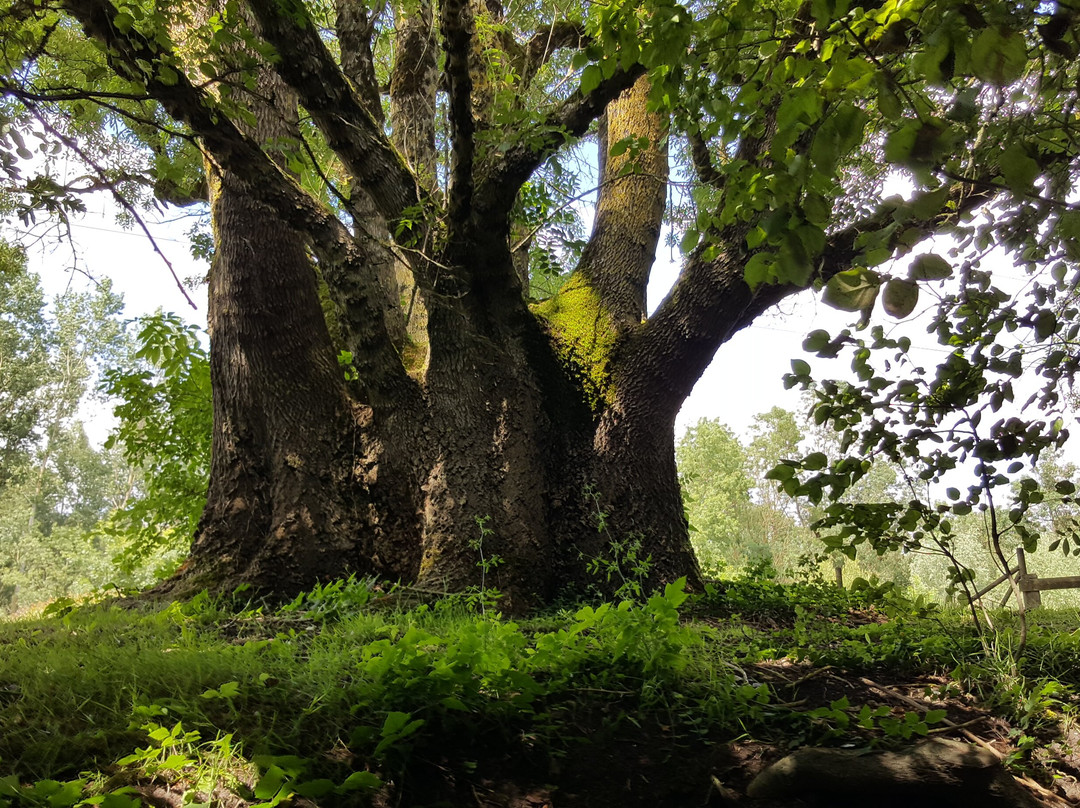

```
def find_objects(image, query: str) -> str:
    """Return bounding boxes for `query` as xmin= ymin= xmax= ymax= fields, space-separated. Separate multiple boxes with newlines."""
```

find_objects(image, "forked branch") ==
xmin=246 ymin=0 xmax=420 ymax=222
xmin=479 ymin=62 xmax=647 ymax=214
xmin=61 ymin=0 xmax=420 ymax=403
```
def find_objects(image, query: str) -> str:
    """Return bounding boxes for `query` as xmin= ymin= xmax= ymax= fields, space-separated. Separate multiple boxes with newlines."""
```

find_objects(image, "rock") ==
xmin=746 ymin=738 xmax=1041 ymax=807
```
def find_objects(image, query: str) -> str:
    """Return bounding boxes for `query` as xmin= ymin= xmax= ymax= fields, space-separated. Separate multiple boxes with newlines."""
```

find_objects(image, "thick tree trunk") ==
xmin=66 ymin=0 xmax=704 ymax=609
xmin=172 ymin=87 xmax=699 ymax=609
xmin=179 ymin=172 xmax=379 ymax=594
xmin=52 ymin=0 xmax=1015 ymax=610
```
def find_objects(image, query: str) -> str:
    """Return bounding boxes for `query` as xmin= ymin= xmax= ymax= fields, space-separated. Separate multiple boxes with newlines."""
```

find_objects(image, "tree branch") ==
xmin=59 ymin=0 xmax=421 ymax=404
xmin=570 ymin=73 xmax=667 ymax=328
xmin=334 ymin=0 xmax=385 ymax=124
xmin=32 ymin=107 xmax=198 ymax=309
xmin=616 ymin=180 xmax=995 ymax=420
xmin=476 ymin=62 xmax=646 ymax=216
xmin=687 ymin=130 xmax=723 ymax=188
xmin=520 ymin=21 xmax=588 ymax=87
xmin=389 ymin=0 xmax=438 ymax=187
xmin=440 ymin=0 xmax=475 ymax=243
xmin=244 ymin=0 xmax=421 ymax=223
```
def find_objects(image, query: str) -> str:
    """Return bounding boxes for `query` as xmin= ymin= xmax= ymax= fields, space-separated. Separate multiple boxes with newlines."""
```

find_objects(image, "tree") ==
xmin=0 ymin=245 xmax=143 ymax=611
xmin=0 ymin=242 xmax=49 ymax=485
xmin=2 ymin=0 xmax=1078 ymax=606
xmin=676 ymin=418 xmax=755 ymax=573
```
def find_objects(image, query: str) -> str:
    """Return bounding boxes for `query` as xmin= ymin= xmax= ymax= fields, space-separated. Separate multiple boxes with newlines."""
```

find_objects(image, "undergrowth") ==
xmin=1 ymin=574 xmax=1078 ymax=806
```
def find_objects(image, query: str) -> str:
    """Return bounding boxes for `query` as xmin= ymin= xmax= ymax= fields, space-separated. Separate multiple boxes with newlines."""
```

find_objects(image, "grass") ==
xmin=1 ymin=574 xmax=1079 ymax=806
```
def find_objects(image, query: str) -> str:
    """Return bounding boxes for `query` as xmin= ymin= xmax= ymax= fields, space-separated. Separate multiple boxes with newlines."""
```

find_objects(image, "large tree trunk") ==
xmin=166 ymin=72 xmax=700 ymax=610
xmin=66 ymin=0 xmax=709 ymax=609
xmin=47 ymin=0 xmax=1037 ymax=609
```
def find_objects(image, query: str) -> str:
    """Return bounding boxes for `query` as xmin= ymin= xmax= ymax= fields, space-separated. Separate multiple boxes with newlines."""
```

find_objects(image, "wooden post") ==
xmin=834 ymin=564 xmax=844 ymax=589
xmin=1015 ymin=547 xmax=1042 ymax=610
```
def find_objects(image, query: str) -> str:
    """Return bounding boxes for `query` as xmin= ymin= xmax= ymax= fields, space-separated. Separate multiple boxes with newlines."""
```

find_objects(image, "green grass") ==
xmin=1 ymin=575 xmax=1078 ymax=806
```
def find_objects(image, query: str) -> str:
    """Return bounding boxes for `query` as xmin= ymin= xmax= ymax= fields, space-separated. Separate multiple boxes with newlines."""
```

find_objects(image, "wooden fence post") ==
xmin=1016 ymin=547 xmax=1043 ymax=610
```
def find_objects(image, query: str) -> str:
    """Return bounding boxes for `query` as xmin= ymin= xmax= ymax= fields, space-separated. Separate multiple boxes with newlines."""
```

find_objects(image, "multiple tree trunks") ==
xmin=59 ymin=0 xmax=766 ymax=608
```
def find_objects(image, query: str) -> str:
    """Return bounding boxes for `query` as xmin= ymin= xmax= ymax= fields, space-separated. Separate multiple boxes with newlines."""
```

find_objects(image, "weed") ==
xmin=466 ymin=516 xmax=504 ymax=615
xmin=579 ymin=484 xmax=653 ymax=600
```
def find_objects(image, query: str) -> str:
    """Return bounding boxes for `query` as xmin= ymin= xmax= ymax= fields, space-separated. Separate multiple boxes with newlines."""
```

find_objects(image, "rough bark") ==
xmin=390 ymin=0 xmax=438 ymax=189
xmin=184 ymin=168 xmax=379 ymax=593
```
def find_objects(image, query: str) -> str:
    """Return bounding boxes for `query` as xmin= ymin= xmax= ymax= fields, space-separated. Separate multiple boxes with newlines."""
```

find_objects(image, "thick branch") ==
xmin=245 ymin=0 xmax=420 ymax=222
xmin=520 ymin=21 xmax=588 ymax=87
xmin=334 ymin=0 xmax=385 ymax=123
xmin=616 ymin=181 xmax=995 ymax=420
xmin=440 ymin=0 xmax=475 ymax=241
xmin=477 ymin=62 xmax=646 ymax=216
xmin=389 ymin=0 xmax=438 ymax=187
xmin=60 ymin=0 xmax=419 ymax=405
xmin=572 ymin=73 xmax=668 ymax=327
xmin=688 ymin=130 xmax=723 ymax=188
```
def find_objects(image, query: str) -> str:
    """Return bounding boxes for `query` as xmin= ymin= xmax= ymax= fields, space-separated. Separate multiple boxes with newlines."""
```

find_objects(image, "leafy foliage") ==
xmin=97 ymin=313 xmax=210 ymax=573
xmin=3 ymin=576 xmax=1080 ymax=803
xmin=0 ymin=253 xmax=208 ymax=612
xmin=774 ymin=252 xmax=1080 ymax=620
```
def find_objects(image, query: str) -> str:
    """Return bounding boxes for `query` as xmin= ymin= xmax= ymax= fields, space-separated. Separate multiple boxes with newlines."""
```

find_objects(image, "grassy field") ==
xmin=1 ymin=575 xmax=1078 ymax=806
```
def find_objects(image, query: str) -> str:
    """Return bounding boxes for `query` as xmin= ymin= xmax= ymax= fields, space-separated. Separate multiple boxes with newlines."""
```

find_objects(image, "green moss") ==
xmin=534 ymin=275 xmax=618 ymax=412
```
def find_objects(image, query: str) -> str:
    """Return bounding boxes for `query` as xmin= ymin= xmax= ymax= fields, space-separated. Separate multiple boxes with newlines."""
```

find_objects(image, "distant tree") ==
xmin=676 ymin=418 xmax=754 ymax=574
xmin=0 ymin=248 xmax=140 ymax=611
xmin=0 ymin=244 xmax=49 ymax=486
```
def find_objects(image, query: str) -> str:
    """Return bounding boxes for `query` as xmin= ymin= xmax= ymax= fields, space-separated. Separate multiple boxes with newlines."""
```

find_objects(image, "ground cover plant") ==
xmin=2 ymin=574 xmax=1080 ymax=807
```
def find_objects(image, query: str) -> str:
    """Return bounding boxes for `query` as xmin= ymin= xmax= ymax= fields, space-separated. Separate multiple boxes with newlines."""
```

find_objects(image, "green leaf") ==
xmin=339 ymin=771 xmax=382 ymax=793
xmin=293 ymin=780 xmax=337 ymax=799
xmin=909 ymin=254 xmax=952 ymax=281
xmin=822 ymin=56 xmax=873 ymax=91
xmin=881 ymin=278 xmax=919 ymax=318
xmin=822 ymin=267 xmax=880 ymax=312
xmin=254 ymin=766 xmax=289 ymax=801
xmin=877 ymin=79 xmax=902 ymax=120
xmin=777 ymin=87 xmax=823 ymax=131
xmin=579 ymin=64 xmax=602 ymax=95
xmin=971 ymin=28 xmax=1028 ymax=85
xmin=744 ymin=252 xmax=775 ymax=289
xmin=1000 ymin=143 xmax=1040 ymax=192
xmin=1033 ymin=310 xmax=1057 ymax=340
xmin=791 ymin=359 xmax=811 ymax=376
xmin=909 ymin=186 xmax=950 ymax=220
xmin=113 ymin=11 xmax=135 ymax=33
xmin=804 ymin=329 xmax=830 ymax=352
xmin=765 ymin=463 xmax=796 ymax=481
xmin=680 ymin=227 xmax=699 ymax=253
xmin=883 ymin=121 xmax=918 ymax=164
